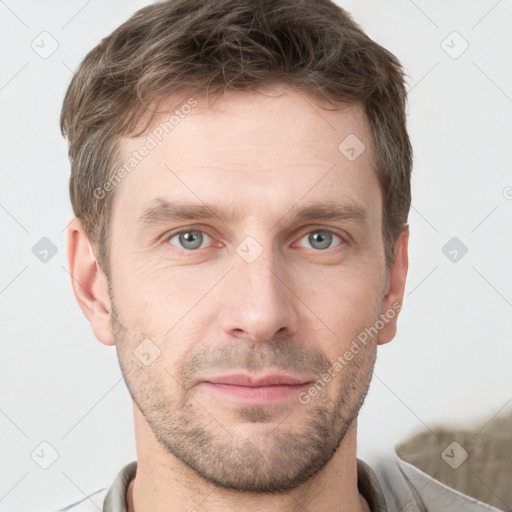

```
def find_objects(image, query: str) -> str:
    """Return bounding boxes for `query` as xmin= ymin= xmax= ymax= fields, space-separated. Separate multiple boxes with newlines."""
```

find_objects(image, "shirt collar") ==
xmin=103 ymin=458 xmax=388 ymax=512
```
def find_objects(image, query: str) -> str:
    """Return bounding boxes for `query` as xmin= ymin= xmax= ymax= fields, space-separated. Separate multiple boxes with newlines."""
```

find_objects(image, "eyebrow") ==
xmin=137 ymin=197 xmax=368 ymax=229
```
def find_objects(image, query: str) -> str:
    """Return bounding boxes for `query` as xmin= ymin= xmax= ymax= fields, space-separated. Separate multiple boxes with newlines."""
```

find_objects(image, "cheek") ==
xmin=126 ymin=286 xmax=219 ymax=371
xmin=114 ymin=259 xmax=220 ymax=327
xmin=299 ymin=266 xmax=384 ymax=357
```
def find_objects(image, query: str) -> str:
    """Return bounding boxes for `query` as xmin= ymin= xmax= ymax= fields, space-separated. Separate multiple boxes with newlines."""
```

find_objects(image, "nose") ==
xmin=218 ymin=244 xmax=299 ymax=342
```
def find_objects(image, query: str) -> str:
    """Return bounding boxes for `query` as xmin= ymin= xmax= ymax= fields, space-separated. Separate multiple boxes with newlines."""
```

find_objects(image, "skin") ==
xmin=68 ymin=86 xmax=408 ymax=512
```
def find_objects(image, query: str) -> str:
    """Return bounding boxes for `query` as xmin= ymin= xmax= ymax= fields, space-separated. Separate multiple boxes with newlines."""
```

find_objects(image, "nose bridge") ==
xmin=238 ymin=244 xmax=283 ymax=301
xmin=219 ymin=235 xmax=298 ymax=341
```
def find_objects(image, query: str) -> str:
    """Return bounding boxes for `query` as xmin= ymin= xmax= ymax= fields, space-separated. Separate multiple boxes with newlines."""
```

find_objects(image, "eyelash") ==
xmin=164 ymin=226 xmax=346 ymax=252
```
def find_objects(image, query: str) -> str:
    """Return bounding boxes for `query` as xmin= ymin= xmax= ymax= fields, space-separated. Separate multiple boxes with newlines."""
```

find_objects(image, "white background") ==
xmin=1 ymin=1 xmax=511 ymax=510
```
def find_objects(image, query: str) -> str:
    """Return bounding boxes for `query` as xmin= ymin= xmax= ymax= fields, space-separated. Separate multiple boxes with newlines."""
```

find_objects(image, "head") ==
xmin=63 ymin=0 xmax=411 ymax=493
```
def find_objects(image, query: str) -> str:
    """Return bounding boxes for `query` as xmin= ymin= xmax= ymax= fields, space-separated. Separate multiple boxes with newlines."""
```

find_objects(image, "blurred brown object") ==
xmin=396 ymin=411 xmax=512 ymax=511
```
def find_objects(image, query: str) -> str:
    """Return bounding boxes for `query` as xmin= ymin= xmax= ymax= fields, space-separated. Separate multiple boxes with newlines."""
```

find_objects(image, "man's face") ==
xmin=107 ymin=88 xmax=391 ymax=492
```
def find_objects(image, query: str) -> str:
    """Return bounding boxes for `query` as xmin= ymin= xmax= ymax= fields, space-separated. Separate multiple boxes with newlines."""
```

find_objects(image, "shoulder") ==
xmin=370 ymin=449 xmax=505 ymax=512
xmin=51 ymin=488 xmax=108 ymax=512
xmin=51 ymin=460 xmax=136 ymax=512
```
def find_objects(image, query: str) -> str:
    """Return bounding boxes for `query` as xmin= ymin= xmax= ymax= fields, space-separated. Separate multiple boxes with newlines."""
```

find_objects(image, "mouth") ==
xmin=199 ymin=373 xmax=312 ymax=405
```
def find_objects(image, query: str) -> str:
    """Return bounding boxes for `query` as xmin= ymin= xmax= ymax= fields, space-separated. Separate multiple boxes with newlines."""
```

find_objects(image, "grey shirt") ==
xmin=57 ymin=452 xmax=503 ymax=512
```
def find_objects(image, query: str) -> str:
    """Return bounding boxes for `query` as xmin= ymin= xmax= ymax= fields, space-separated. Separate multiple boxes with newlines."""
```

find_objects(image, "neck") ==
xmin=127 ymin=405 xmax=370 ymax=512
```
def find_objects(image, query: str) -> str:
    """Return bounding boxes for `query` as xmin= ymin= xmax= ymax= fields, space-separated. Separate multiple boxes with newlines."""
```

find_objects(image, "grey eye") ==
xmin=169 ymin=230 xmax=209 ymax=250
xmin=298 ymin=230 xmax=342 ymax=250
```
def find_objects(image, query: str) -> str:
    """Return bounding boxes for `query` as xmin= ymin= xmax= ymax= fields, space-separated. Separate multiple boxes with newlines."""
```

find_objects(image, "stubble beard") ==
xmin=110 ymin=295 xmax=377 ymax=493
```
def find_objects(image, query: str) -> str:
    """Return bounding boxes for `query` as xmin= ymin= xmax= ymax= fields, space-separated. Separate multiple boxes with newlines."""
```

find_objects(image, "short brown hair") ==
xmin=61 ymin=0 xmax=412 ymax=277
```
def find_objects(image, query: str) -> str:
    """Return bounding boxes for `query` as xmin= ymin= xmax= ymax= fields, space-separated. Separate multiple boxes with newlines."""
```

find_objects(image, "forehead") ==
xmin=111 ymin=88 xmax=381 ymax=230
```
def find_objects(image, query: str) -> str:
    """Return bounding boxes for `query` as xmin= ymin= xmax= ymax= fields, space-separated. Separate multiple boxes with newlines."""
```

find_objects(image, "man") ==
xmin=60 ymin=0 xmax=501 ymax=511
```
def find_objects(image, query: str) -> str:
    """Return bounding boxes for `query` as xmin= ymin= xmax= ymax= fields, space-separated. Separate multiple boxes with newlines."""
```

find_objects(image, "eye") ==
xmin=296 ymin=229 xmax=344 ymax=250
xmin=168 ymin=230 xmax=212 ymax=250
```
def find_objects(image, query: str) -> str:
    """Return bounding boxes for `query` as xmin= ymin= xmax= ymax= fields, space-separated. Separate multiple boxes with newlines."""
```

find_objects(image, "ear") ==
xmin=377 ymin=225 xmax=409 ymax=346
xmin=67 ymin=218 xmax=115 ymax=346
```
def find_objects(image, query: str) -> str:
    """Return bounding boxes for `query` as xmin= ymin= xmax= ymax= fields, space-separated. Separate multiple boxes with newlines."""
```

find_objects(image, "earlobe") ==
xmin=377 ymin=225 xmax=409 ymax=346
xmin=67 ymin=218 xmax=115 ymax=346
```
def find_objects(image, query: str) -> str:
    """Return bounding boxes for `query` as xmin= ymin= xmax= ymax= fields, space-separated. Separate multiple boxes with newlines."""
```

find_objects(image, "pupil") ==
xmin=181 ymin=231 xmax=201 ymax=249
xmin=310 ymin=231 xmax=331 ymax=249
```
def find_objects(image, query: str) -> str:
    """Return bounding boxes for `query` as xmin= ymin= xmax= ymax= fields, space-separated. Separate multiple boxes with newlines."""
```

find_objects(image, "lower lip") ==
xmin=201 ymin=382 xmax=310 ymax=404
